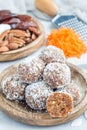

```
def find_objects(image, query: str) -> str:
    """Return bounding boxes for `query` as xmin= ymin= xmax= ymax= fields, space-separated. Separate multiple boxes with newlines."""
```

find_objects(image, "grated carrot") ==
xmin=46 ymin=27 xmax=87 ymax=58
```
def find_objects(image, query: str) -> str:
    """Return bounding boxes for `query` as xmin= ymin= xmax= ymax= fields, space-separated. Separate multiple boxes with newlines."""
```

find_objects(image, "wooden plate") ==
xmin=0 ymin=19 xmax=45 ymax=62
xmin=0 ymin=62 xmax=87 ymax=126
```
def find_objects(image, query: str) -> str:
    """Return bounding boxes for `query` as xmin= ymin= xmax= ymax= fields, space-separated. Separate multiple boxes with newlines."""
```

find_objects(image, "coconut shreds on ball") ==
xmin=17 ymin=57 xmax=46 ymax=84
xmin=64 ymin=82 xmax=81 ymax=106
xmin=39 ymin=45 xmax=65 ymax=64
xmin=43 ymin=62 xmax=71 ymax=89
xmin=25 ymin=81 xmax=53 ymax=110
xmin=2 ymin=75 xmax=27 ymax=101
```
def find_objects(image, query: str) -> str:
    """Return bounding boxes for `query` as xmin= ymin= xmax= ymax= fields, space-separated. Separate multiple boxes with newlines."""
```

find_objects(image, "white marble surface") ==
xmin=0 ymin=0 xmax=87 ymax=129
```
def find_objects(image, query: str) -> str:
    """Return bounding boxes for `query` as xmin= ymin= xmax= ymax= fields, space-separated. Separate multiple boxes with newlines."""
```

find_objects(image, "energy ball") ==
xmin=17 ymin=58 xmax=45 ymax=83
xmin=64 ymin=83 xmax=81 ymax=106
xmin=1 ymin=75 xmax=27 ymax=101
xmin=39 ymin=45 xmax=65 ymax=64
xmin=25 ymin=81 xmax=52 ymax=110
xmin=43 ymin=62 xmax=71 ymax=89
xmin=46 ymin=92 xmax=73 ymax=117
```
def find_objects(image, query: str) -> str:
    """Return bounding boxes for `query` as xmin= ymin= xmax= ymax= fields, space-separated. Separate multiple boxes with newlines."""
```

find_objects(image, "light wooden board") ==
xmin=0 ymin=19 xmax=45 ymax=62
xmin=0 ymin=62 xmax=87 ymax=126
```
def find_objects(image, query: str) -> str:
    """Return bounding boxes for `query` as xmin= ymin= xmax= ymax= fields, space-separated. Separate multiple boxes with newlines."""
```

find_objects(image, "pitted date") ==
xmin=17 ymin=15 xmax=31 ymax=22
xmin=0 ymin=10 xmax=39 ymax=30
xmin=15 ymin=20 xmax=38 ymax=30
xmin=0 ymin=10 xmax=11 ymax=16
xmin=0 ymin=10 xmax=15 ymax=22
xmin=3 ymin=18 xmax=21 ymax=24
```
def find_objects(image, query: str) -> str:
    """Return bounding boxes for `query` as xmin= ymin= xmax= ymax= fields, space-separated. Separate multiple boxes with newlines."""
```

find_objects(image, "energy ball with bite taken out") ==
xmin=64 ymin=82 xmax=81 ymax=106
xmin=17 ymin=57 xmax=46 ymax=84
xmin=25 ymin=81 xmax=52 ymax=110
xmin=39 ymin=45 xmax=65 ymax=64
xmin=46 ymin=92 xmax=73 ymax=117
xmin=1 ymin=75 xmax=27 ymax=101
xmin=43 ymin=62 xmax=71 ymax=89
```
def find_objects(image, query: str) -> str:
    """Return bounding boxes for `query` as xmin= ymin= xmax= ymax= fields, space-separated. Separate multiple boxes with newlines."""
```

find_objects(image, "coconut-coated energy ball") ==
xmin=43 ymin=62 xmax=71 ymax=89
xmin=25 ymin=81 xmax=52 ymax=110
xmin=1 ymin=75 xmax=27 ymax=101
xmin=64 ymin=83 xmax=81 ymax=106
xmin=17 ymin=57 xmax=46 ymax=84
xmin=39 ymin=45 xmax=65 ymax=64
xmin=46 ymin=92 xmax=73 ymax=117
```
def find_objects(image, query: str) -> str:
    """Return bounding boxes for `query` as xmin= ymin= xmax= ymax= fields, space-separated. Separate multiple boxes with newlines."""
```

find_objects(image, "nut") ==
xmin=29 ymin=27 xmax=40 ymax=36
xmin=31 ymin=33 xmax=37 ymax=40
xmin=0 ymin=46 xmax=9 ymax=52
xmin=0 ymin=30 xmax=10 ymax=41
xmin=25 ymin=38 xmax=32 ymax=43
xmin=10 ymin=30 xmax=30 ymax=37
xmin=8 ymin=43 xmax=19 ymax=50
xmin=0 ymin=40 xmax=8 ymax=47
xmin=9 ymin=37 xmax=25 ymax=46
xmin=8 ymin=33 xmax=13 ymax=41
xmin=26 ymin=30 xmax=31 ymax=37
xmin=0 ymin=24 xmax=39 ymax=52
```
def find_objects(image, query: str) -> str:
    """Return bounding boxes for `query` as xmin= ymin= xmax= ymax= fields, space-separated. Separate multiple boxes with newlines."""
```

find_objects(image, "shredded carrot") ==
xmin=46 ymin=27 xmax=87 ymax=58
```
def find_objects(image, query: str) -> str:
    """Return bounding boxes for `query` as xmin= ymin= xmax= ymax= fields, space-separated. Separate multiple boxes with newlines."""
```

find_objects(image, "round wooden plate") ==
xmin=0 ymin=19 xmax=45 ymax=62
xmin=0 ymin=62 xmax=87 ymax=126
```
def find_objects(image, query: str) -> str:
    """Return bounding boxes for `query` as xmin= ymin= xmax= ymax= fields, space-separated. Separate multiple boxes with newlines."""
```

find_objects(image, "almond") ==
xmin=31 ymin=33 xmax=37 ymax=40
xmin=26 ymin=30 xmax=31 ymax=37
xmin=0 ymin=40 xmax=8 ymax=47
xmin=0 ymin=46 xmax=9 ymax=52
xmin=0 ymin=30 xmax=10 ymax=41
xmin=8 ymin=43 xmax=19 ymax=50
xmin=29 ymin=27 xmax=40 ymax=35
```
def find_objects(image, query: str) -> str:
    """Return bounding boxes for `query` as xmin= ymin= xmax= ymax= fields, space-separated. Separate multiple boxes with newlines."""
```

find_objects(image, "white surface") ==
xmin=70 ymin=118 xmax=82 ymax=127
xmin=0 ymin=0 xmax=87 ymax=129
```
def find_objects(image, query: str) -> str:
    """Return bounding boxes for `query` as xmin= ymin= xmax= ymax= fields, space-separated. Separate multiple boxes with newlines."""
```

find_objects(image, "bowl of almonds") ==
xmin=0 ymin=10 xmax=45 ymax=61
